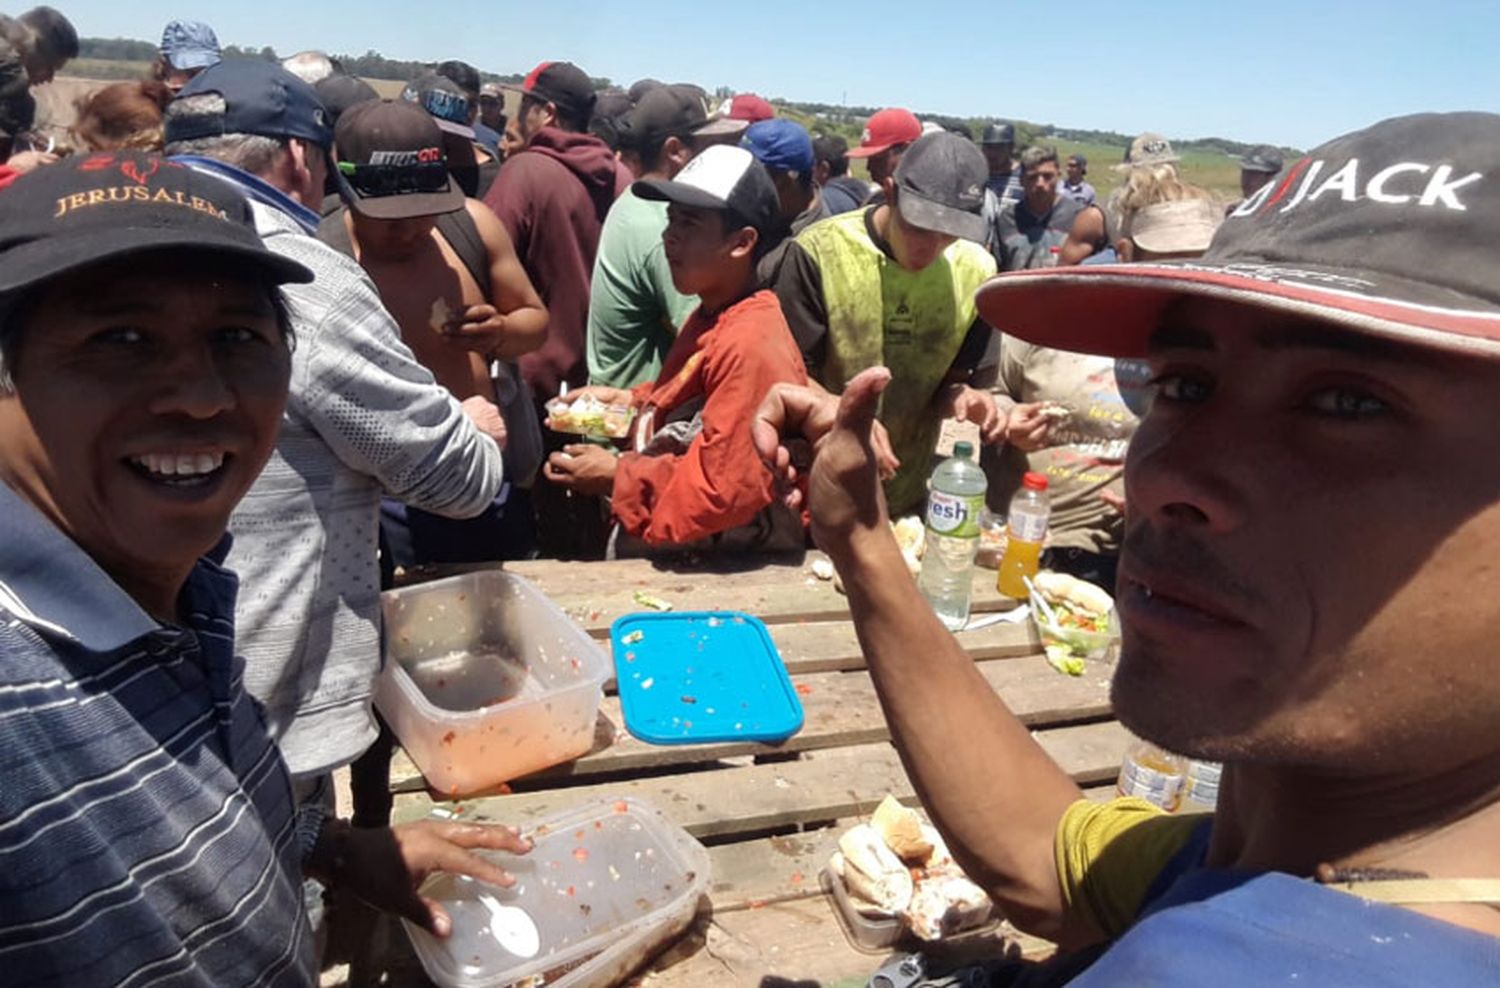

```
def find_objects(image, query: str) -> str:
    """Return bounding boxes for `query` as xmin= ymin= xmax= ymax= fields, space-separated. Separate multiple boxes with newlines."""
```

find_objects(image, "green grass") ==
xmin=65 ymin=58 xmax=151 ymax=81
xmin=1051 ymin=138 xmax=1243 ymax=203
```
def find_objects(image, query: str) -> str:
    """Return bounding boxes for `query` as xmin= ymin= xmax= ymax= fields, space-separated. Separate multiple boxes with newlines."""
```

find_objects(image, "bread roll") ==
xmin=871 ymin=795 xmax=933 ymax=863
xmin=837 ymin=823 xmax=914 ymax=913
xmin=1033 ymin=570 xmax=1113 ymax=616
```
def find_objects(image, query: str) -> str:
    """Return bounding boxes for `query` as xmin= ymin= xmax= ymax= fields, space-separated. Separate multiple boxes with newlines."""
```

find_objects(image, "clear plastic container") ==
xmin=405 ymin=797 xmax=710 ymax=988
xmin=1027 ymin=584 xmax=1120 ymax=664
xmin=819 ymin=868 xmax=1000 ymax=954
xmin=375 ymin=571 xmax=610 ymax=797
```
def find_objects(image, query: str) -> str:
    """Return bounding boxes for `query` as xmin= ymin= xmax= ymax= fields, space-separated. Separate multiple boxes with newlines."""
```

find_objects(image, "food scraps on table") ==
xmin=827 ymin=795 xmax=993 ymax=940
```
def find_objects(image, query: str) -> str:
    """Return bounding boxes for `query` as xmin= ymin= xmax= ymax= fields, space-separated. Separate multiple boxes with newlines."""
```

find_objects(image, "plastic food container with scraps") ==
xmin=404 ymin=797 xmax=711 ymax=988
xmin=374 ymin=571 xmax=610 ymax=797
xmin=1028 ymin=585 xmax=1120 ymax=665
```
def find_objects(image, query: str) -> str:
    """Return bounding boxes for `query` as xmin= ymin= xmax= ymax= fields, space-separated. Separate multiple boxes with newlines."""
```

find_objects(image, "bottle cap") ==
xmin=1022 ymin=471 xmax=1049 ymax=491
xmin=952 ymin=441 xmax=974 ymax=460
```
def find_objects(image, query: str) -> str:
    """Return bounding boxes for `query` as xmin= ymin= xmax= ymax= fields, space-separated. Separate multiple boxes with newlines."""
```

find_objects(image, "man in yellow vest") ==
xmin=771 ymin=130 xmax=1002 ymax=515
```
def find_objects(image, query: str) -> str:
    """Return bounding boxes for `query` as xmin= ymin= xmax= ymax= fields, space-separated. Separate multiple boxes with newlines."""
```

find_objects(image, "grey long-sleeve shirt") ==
xmin=226 ymin=199 xmax=503 ymax=779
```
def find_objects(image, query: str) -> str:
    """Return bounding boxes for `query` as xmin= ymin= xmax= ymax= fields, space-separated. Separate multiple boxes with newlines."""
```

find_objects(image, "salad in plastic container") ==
xmin=1027 ymin=571 xmax=1119 ymax=675
xmin=546 ymin=395 xmax=636 ymax=439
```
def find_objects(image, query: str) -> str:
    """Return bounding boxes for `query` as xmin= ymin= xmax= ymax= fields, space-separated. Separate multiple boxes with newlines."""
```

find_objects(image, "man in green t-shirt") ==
xmin=770 ymin=130 xmax=1003 ymax=515
xmin=586 ymin=86 xmax=746 ymax=390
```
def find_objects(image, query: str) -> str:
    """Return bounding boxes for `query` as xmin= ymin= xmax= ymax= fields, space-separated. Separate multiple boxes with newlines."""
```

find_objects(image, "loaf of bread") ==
xmin=870 ymin=795 xmax=934 ymax=863
xmin=836 ymin=823 xmax=914 ymax=914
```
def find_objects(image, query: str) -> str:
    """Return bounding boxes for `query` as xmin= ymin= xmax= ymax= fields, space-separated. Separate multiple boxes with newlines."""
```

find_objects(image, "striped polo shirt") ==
xmin=0 ymin=483 xmax=316 ymax=986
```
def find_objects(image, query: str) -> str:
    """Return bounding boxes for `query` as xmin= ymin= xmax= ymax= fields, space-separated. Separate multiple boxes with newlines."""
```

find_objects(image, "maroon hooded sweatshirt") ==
xmin=484 ymin=126 xmax=632 ymax=398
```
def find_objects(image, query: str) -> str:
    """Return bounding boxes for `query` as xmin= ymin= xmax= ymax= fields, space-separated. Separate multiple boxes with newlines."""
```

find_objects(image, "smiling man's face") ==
xmin=1114 ymin=296 xmax=1500 ymax=777
xmin=0 ymin=255 xmax=291 ymax=588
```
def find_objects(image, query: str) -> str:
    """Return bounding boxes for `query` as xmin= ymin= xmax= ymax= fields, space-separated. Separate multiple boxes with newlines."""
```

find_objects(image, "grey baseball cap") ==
xmin=1238 ymin=145 xmax=1285 ymax=174
xmin=892 ymin=131 xmax=988 ymax=243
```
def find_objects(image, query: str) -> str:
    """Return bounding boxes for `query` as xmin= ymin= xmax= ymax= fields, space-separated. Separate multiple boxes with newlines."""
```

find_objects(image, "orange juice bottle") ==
xmin=996 ymin=472 xmax=1050 ymax=598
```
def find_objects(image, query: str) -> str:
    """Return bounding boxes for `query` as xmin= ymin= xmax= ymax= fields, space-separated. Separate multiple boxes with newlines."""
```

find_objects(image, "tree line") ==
xmin=74 ymin=38 xmax=1290 ymax=157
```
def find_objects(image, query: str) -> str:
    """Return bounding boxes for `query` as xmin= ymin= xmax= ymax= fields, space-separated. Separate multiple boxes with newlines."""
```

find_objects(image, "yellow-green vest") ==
xmin=797 ymin=210 xmax=997 ymax=513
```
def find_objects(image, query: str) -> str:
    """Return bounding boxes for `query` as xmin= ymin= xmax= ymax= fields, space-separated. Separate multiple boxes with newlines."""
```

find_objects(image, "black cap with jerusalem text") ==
xmin=976 ymin=112 xmax=1500 ymax=360
xmin=0 ymin=151 xmax=312 ymax=297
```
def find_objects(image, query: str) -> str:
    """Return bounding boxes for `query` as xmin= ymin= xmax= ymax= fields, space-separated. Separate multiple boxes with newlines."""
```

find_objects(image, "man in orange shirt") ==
xmin=545 ymin=145 xmax=806 ymax=553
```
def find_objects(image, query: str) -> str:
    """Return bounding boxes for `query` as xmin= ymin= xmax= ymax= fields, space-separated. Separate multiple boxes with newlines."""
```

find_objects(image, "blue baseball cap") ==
xmin=741 ymin=118 xmax=814 ymax=177
xmin=400 ymin=74 xmax=476 ymax=140
xmin=159 ymin=19 xmax=221 ymax=72
xmin=167 ymin=58 xmax=333 ymax=150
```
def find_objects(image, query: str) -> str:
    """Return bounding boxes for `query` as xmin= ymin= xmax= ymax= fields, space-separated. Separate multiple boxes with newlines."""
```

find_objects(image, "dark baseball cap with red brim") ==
xmin=976 ymin=112 xmax=1500 ymax=360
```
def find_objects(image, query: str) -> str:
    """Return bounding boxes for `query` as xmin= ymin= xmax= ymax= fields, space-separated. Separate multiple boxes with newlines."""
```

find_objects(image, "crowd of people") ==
xmin=0 ymin=5 xmax=1496 ymax=986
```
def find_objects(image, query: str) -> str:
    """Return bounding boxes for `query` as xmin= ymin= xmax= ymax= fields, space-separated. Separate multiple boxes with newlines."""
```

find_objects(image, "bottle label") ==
xmin=926 ymin=490 xmax=982 ymax=538
xmin=1009 ymin=510 xmax=1048 ymax=543
xmin=1117 ymin=758 xmax=1184 ymax=812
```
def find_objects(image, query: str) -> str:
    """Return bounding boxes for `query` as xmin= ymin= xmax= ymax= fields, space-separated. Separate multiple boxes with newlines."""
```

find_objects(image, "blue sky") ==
xmin=60 ymin=1 xmax=1500 ymax=149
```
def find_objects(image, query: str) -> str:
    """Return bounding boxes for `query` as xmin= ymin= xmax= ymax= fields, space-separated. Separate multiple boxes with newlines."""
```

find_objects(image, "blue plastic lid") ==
xmin=611 ymin=611 xmax=804 ymax=745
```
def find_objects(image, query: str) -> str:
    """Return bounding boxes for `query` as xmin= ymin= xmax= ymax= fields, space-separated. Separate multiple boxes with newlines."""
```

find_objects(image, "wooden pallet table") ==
xmin=361 ymin=554 xmax=1126 ymax=987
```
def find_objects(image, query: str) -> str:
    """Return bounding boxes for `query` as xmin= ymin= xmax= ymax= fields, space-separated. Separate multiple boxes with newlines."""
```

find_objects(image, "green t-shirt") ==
xmin=586 ymin=188 xmax=699 ymax=390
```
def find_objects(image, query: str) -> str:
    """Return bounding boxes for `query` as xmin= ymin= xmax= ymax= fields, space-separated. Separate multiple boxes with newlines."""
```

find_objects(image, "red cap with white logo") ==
xmin=976 ymin=112 xmax=1500 ymax=359
xmin=847 ymin=108 xmax=923 ymax=159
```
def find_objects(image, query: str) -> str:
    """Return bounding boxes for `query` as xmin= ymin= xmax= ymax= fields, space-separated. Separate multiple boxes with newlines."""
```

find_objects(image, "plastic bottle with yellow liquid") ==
xmin=996 ymin=472 xmax=1050 ymax=598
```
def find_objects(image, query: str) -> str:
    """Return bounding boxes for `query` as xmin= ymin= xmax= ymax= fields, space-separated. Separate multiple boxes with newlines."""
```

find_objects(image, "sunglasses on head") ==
xmin=337 ymin=159 xmax=451 ymax=197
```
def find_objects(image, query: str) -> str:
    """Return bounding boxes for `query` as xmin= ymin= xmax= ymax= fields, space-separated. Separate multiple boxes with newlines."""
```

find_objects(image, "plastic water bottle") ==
xmin=996 ymin=472 xmax=1051 ymax=599
xmin=919 ymin=442 xmax=987 ymax=631
xmin=1116 ymin=741 xmax=1188 ymax=812
xmin=1183 ymin=760 xmax=1223 ymax=811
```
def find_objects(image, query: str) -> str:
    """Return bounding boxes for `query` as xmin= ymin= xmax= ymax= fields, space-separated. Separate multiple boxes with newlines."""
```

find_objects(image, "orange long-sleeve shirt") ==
xmin=611 ymin=290 xmax=807 ymax=546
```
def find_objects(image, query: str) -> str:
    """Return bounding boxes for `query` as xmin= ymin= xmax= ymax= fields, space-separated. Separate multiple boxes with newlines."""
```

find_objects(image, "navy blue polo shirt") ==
xmin=0 ymin=482 xmax=316 ymax=985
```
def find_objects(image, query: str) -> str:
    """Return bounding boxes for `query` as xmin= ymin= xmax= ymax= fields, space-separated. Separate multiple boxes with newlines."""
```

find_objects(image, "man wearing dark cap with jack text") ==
xmin=754 ymin=111 xmax=1500 ymax=986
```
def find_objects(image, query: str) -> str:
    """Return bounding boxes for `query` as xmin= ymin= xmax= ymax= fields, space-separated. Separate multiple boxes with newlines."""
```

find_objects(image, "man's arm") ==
xmin=752 ymin=370 xmax=1086 ymax=942
xmin=1059 ymin=205 xmax=1106 ymax=266
xmin=468 ymin=199 xmax=548 ymax=359
xmin=290 ymin=270 xmax=503 ymax=519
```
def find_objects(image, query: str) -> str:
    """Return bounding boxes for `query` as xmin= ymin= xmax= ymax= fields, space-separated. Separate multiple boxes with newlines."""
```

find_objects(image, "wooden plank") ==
xmin=392 ymin=722 xmax=1133 ymax=836
xmin=388 ymin=653 xmax=1112 ymax=794
xmin=501 ymin=556 xmax=1018 ymax=636
xmin=593 ymin=617 xmax=1042 ymax=680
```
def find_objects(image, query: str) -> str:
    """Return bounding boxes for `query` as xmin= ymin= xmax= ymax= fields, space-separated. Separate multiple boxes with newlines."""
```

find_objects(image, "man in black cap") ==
xmin=0 ymin=5 xmax=75 ymax=162
xmin=164 ymin=60 xmax=508 ymax=875
xmin=1061 ymin=152 xmax=1096 ymax=206
xmin=753 ymin=111 xmax=1500 ymax=985
xmin=323 ymin=98 xmax=548 ymax=565
xmin=981 ymin=120 xmax=1022 ymax=203
xmin=1237 ymin=144 xmax=1284 ymax=199
xmin=770 ymin=130 xmax=1002 ymax=517
xmin=403 ymin=72 xmax=492 ymax=196
xmin=437 ymin=58 xmax=502 ymax=160
xmin=483 ymin=59 xmax=630 ymax=558
xmin=0 ymin=150 xmax=531 ymax=983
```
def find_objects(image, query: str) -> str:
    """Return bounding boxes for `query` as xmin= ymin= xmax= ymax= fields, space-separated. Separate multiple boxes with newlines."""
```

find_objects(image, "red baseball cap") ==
xmin=847 ymin=108 xmax=922 ymax=159
xmin=728 ymin=93 xmax=775 ymax=122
